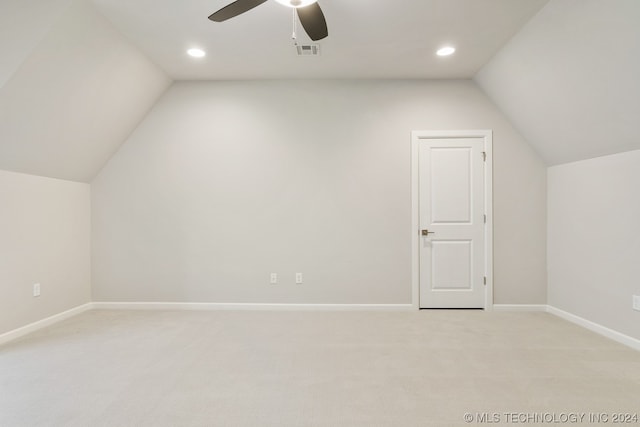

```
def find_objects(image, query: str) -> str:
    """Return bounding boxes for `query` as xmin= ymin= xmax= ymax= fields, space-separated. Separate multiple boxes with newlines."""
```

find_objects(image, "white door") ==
xmin=418 ymin=137 xmax=487 ymax=308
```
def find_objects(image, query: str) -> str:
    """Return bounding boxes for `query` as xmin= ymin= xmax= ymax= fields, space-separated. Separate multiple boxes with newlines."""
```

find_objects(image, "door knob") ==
xmin=421 ymin=230 xmax=435 ymax=236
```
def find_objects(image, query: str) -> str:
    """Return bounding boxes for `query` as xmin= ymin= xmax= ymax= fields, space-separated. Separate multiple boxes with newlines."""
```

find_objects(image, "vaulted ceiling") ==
xmin=0 ymin=0 xmax=170 ymax=182
xmin=1 ymin=0 xmax=638 ymax=181
xmin=476 ymin=0 xmax=640 ymax=165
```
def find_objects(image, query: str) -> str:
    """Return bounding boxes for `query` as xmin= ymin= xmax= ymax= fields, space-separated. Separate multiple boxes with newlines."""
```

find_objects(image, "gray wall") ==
xmin=0 ymin=170 xmax=90 ymax=334
xmin=92 ymin=79 xmax=547 ymax=305
xmin=548 ymin=149 xmax=640 ymax=340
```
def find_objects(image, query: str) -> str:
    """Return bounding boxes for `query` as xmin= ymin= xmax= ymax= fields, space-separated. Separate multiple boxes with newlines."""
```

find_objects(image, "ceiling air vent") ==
xmin=296 ymin=44 xmax=320 ymax=56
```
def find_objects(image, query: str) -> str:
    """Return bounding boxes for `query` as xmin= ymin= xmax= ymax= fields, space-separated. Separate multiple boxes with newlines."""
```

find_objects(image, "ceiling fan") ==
xmin=208 ymin=0 xmax=328 ymax=41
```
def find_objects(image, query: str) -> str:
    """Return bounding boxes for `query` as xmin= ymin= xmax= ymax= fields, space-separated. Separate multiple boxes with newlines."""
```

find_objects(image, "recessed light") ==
xmin=274 ymin=0 xmax=318 ymax=8
xmin=187 ymin=48 xmax=206 ymax=58
xmin=437 ymin=46 xmax=456 ymax=57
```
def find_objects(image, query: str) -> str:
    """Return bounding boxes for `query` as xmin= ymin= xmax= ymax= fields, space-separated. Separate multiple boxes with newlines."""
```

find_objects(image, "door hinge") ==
xmin=482 ymin=151 xmax=487 ymax=162
xmin=483 ymin=276 xmax=487 ymax=286
xmin=484 ymin=214 xmax=487 ymax=224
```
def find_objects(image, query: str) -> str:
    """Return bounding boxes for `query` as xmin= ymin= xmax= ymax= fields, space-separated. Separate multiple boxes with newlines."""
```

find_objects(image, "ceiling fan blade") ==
xmin=208 ymin=0 xmax=269 ymax=22
xmin=296 ymin=3 xmax=328 ymax=41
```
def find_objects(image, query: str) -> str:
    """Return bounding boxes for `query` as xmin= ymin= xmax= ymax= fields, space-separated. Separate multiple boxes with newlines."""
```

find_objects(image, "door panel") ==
xmin=431 ymin=240 xmax=471 ymax=290
xmin=419 ymin=138 xmax=485 ymax=308
xmin=431 ymin=148 xmax=472 ymax=224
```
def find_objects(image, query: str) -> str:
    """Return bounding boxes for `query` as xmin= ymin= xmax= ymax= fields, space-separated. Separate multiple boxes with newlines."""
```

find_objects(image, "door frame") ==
xmin=411 ymin=130 xmax=493 ymax=311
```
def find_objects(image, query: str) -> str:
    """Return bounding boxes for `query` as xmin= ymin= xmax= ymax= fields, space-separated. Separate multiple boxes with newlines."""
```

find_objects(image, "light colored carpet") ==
xmin=1 ymin=310 xmax=639 ymax=426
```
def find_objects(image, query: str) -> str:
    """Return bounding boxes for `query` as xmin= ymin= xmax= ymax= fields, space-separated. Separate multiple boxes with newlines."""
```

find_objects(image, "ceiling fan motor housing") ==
xmin=210 ymin=0 xmax=327 ymax=41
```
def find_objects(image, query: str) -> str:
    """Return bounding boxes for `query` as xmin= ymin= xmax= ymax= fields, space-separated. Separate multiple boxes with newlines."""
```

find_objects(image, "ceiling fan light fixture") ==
xmin=274 ymin=0 xmax=318 ymax=8
xmin=437 ymin=46 xmax=456 ymax=57
xmin=187 ymin=48 xmax=206 ymax=58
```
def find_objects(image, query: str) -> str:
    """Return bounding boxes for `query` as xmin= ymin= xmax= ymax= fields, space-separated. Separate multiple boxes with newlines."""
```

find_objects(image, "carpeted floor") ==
xmin=1 ymin=310 xmax=639 ymax=426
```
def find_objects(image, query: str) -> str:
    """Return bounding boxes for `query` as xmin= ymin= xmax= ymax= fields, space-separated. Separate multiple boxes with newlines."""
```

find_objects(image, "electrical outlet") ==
xmin=33 ymin=283 xmax=41 ymax=297
xmin=295 ymin=273 xmax=303 ymax=285
xmin=633 ymin=295 xmax=640 ymax=312
xmin=270 ymin=273 xmax=278 ymax=285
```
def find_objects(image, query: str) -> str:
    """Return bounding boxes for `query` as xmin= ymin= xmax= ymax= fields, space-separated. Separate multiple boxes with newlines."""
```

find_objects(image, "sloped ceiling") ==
xmin=0 ymin=0 xmax=171 ymax=182
xmin=2 ymin=0 xmax=637 ymax=179
xmin=0 ymin=0 xmax=73 ymax=88
xmin=475 ymin=0 xmax=640 ymax=165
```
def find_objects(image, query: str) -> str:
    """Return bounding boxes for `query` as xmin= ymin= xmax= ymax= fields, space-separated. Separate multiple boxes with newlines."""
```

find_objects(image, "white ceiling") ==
xmin=4 ymin=0 xmax=637 ymax=181
xmin=0 ymin=0 xmax=73 ymax=88
xmin=90 ymin=0 xmax=548 ymax=80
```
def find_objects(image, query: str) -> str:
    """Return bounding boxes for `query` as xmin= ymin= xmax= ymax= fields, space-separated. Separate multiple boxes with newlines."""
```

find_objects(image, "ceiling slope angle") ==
xmin=0 ymin=0 xmax=74 ymax=89
xmin=0 ymin=0 xmax=171 ymax=182
xmin=90 ymin=0 xmax=548 ymax=80
xmin=475 ymin=0 xmax=640 ymax=165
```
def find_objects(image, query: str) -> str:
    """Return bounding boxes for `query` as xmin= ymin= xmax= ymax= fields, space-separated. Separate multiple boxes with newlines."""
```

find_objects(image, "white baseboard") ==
xmin=0 ymin=303 xmax=93 ymax=347
xmin=547 ymin=305 xmax=640 ymax=351
xmin=493 ymin=304 xmax=549 ymax=312
xmin=486 ymin=304 xmax=639 ymax=351
xmin=3 ymin=302 xmax=638 ymax=352
xmin=91 ymin=302 xmax=414 ymax=311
